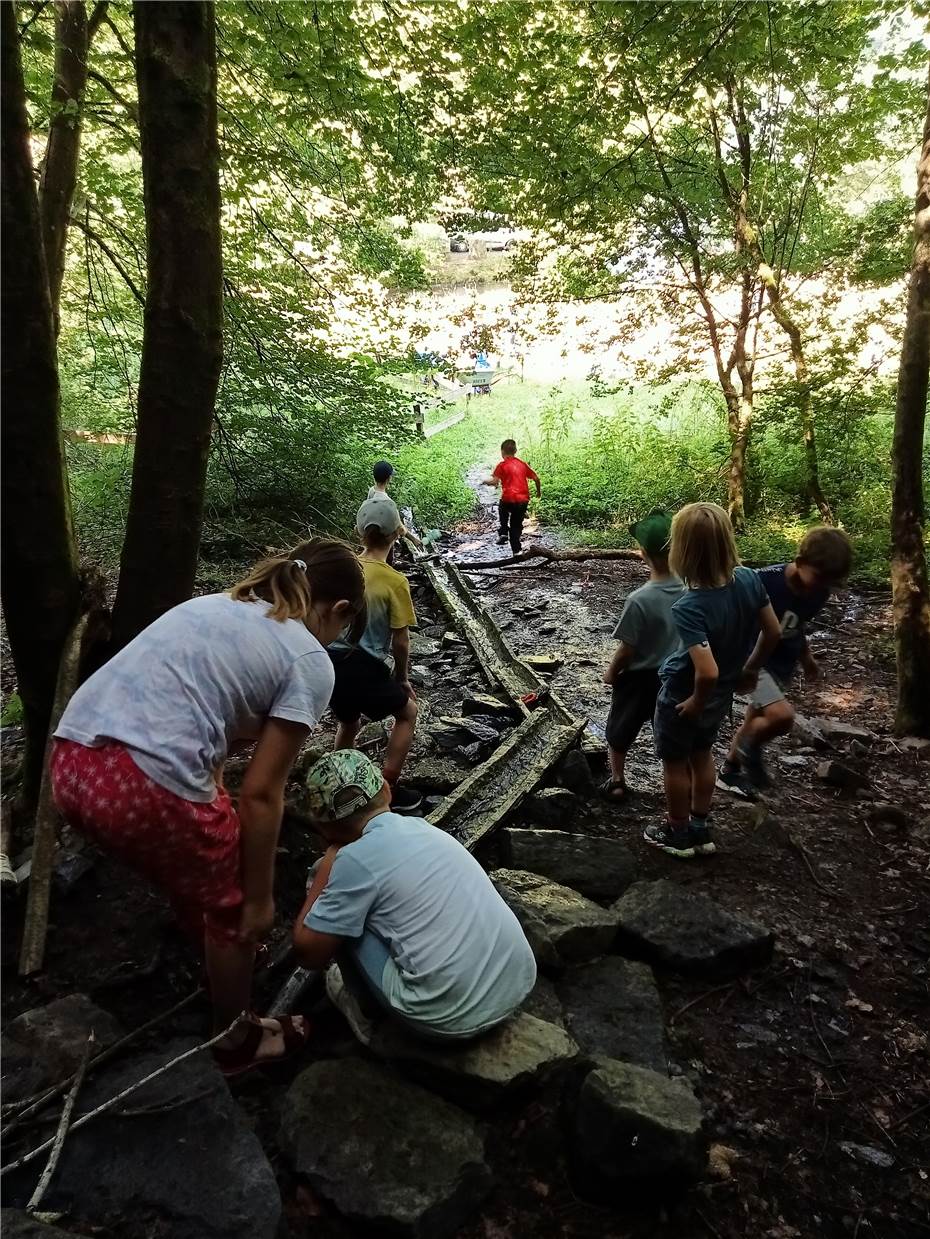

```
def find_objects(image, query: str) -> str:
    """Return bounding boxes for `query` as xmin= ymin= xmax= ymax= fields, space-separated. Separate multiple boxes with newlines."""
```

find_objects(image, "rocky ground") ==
xmin=1 ymin=495 xmax=928 ymax=1239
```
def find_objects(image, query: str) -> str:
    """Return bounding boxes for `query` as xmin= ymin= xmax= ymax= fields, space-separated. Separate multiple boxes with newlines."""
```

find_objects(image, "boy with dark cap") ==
xmin=293 ymin=750 xmax=536 ymax=1043
xmin=602 ymin=510 xmax=684 ymax=801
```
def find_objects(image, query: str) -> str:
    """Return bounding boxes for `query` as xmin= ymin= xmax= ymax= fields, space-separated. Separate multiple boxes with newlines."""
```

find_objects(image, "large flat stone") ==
xmin=2 ymin=994 xmax=124 ymax=1103
xmin=370 ymin=1012 xmax=578 ymax=1107
xmin=614 ymin=880 xmax=774 ymax=978
xmin=280 ymin=1058 xmax=491 ymax=1238
xmin=491 ymin=869 xmax=619 ymax=969
xmin=570 ymin=1059 xmax=706 ymax=1196
xmin=1 ymin=1213 xmax=73 ymax=1239
xmin=520 ymin=974 xmax=565 ymax=1026
xmin=502 ymin=828 xmax=636 ymax=902
xmin=20 ymin=1039 xmax=281 ymax=1239
xmin=557 ymin=957 xmax=667 ymax=1072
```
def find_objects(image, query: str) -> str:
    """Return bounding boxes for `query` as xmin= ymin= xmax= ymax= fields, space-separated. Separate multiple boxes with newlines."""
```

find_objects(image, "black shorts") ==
xmin=653 ymin=687 xmax=731 ymax=761
xmin=605 ymin=668 xmax=661 ymax=752
xmin=328 ymin=648 xmax=408 ymax=724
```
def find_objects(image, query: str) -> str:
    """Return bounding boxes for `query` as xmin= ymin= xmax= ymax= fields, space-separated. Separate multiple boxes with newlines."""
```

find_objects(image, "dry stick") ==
xmin=457 ymin=543 xmax=643 ymax=571
xmin=19 ymin=612 xmax=91 ymax=976
xmin=1 ymin=988 xmax=203 ymax=1135
xmin=25 ymin=1033 xmax=94 ymax=1213
xmin=669 ymin=981 xmax=735 ymax=1025
xmin=1 ymin=1016 xmax=243 ymax=1179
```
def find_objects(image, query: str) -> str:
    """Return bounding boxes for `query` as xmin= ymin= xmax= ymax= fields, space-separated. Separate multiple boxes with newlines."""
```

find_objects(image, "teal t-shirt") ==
xmin=612 ymin=576 xmax=685 ymax=670
xmin=305 ymin=813 xmax=537 ymax=1036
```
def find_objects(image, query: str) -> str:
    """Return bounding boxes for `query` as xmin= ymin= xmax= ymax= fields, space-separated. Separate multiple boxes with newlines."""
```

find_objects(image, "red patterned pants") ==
xmin=51 ymin=739 xmax=243 ymax=945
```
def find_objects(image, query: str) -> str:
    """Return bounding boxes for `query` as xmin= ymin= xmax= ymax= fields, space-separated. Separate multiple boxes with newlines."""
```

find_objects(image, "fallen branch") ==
xmin=1 ymin=988 xmax=203 ymax=1135
xmin=25 ymin=1033 xmax=94 ymax=1212
xmin=19 ymin=612 xmax=91 ymax=976
xmin=456 ymin=544 xmax=643 ymax=570
xmin=1 ymin=1015 xmax=243 ymax=1178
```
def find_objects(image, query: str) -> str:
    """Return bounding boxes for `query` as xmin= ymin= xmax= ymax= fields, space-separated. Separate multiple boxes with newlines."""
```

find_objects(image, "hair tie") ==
xmin=293 ymin=559 xmax=307 ymax=572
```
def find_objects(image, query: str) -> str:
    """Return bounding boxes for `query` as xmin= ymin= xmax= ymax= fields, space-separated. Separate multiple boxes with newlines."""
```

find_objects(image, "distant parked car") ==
xmin=474 ymin=229 xmax=514 ymax=252
xmin=449 ymin=234 xmax=469 ymax=253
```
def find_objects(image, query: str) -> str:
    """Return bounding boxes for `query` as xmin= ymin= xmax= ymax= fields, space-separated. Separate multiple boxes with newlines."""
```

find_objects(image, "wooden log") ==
xmin=457 ymin=544 xmax=642 ymax=570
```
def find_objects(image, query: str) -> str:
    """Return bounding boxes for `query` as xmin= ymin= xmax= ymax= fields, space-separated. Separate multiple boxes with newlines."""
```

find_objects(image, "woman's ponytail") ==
xmin=231 ymin=537 xmax=365 ymax=631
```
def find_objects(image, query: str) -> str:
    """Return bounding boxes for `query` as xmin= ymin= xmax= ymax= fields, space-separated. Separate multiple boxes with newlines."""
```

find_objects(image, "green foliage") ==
xmin=1 ymin=693 xmax=25 ymax=727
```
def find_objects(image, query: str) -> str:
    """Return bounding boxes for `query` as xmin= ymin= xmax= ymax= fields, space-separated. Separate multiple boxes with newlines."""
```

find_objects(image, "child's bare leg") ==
xmin=662 ymin=757 xmax=691 ymax=821
xmin=608 ymin=746 xmax=627 ymax=784
xmin=741 ymin=700 xmax=795 ymax=748
xmin=727 ymin=705 xmax=756 ymax=763
xmin=207 ymin=937 xmax=305 ymax=1059
xmin=334 ymin=716 xmax=361 ymax=750
xmin=689 ymin=749 xmax=716 ymax=816
xmin=383 ymin=697 xmax=418 ymax=783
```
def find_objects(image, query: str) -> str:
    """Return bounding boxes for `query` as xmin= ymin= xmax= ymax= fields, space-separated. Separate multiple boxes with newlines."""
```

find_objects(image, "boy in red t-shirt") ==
xmin=488 ymin=439 xmax=541 ymax=554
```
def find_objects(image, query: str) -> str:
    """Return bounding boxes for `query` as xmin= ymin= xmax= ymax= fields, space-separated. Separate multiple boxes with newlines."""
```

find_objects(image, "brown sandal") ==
xmin=214 ymin=1014 xmax=311 ymax=1079
xmin=601 ymin=778 xmax=630 ymax=802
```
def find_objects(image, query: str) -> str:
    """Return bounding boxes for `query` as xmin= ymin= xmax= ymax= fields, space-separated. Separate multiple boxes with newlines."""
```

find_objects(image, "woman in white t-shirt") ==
xmin=52 ymin=539 xmax=365 ymax=1076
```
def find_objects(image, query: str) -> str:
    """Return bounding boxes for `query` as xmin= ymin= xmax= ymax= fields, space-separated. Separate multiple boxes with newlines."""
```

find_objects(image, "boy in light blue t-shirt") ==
xmin=292 ymin=750 xmax=536 ymax=1044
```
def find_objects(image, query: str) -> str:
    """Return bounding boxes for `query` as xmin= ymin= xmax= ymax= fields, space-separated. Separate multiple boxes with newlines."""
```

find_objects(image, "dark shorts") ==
xmin=605 ymin=668 xmax=661 ymax=752
xmin=328 ymin=648 xmax=408 ymax=723
xmin=653 ymin=687 xmax=732 ymax=761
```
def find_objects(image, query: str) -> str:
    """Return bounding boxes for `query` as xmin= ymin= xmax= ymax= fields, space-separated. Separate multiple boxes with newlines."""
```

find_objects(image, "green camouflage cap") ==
xmin=304 ymin=750 xmax=384 ymax=821
xmin=629 ymin=509 xmax=673 ymax=556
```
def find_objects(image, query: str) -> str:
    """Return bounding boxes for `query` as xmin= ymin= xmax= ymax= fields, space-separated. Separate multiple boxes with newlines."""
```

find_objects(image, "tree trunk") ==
xmin=1 ymin=2 xmax=82 ymax=804
xmin=724 ymin=386 xmax=753 ymax=531
xmin=758 ymin=264 xmax=834 ymax=524
xmin=108 ymin=2 xmax=223 ymax=650
xmin=39 ymin=1 xmax=89 ymax=333
xmin=890 ymin=77 xmax=930 ymax=738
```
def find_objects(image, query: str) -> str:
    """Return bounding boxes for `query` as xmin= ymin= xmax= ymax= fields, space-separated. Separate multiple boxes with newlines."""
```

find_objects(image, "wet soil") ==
xmin=2 ymin=490 xmax=928 ymax=1239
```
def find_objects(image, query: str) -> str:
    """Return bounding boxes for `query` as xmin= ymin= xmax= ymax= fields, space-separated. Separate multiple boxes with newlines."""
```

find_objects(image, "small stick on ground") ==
xmin=25 ymin=1032 xmax=94 ymax=1212
xmin=669 ymin=981 xmax=735 ymax=1025
xmin=1 ymin=988 xmax=204 ymax=1137
xmin=1 ymin=1015 xmax=244 ymax=1179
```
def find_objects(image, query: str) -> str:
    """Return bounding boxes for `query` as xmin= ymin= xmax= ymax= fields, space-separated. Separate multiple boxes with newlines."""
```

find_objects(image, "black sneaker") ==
xmin=389 ymin=784 xmax=423 ymax=813
xmin=496 ymin=534 xmax=509 ymax=546
xmin=689 ymin=819 xmax=716 ymax=855
xmin=738 ymin=745 xmax=771 ymax=790
xmin=715 ymin=764 xmax=758 ymax=801
xmin=643 ymin=821 xmax=695 ymax=858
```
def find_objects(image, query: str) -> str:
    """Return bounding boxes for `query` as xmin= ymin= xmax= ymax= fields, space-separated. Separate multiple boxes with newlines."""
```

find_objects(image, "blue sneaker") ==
xmin=644 ymin=821 xmax=695 ymax=859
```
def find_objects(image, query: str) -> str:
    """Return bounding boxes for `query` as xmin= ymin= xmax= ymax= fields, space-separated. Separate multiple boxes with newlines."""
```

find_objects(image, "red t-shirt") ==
xmin=492 ymin=456 xmax=539 ymax=503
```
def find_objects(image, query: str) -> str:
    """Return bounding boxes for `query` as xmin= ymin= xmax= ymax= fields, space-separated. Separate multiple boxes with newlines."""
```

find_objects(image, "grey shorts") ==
xmin=653 ymin=689 xmax=731 ymax=761
xmin=749 ymin=669 xmax=787 ymax=709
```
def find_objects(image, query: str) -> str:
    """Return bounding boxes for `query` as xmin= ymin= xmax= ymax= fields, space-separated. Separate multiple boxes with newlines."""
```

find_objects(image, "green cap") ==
xmin=629 ymin=509 xmax=673 ymax=556
xmin=304 ymin=750 xmax=384 ymax=822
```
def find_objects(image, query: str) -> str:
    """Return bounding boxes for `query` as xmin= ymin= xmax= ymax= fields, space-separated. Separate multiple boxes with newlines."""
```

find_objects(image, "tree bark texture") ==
xmin=109 ymin=2 xmax=223 ymax=650
xmin=39 ymin=1 xmax=89 ymax=333
xmin=891 ymin=75 xmax=930 ymax=737
xmin=1 ymin=3 xmax=82 ymax=805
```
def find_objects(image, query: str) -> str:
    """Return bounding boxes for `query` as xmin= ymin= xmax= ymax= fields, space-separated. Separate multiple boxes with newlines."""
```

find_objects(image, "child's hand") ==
xmin=603 ymin=667 xmax=616 ymax=685
xmin=398 ymin=679 xmax=416 ymax=700
xmin=675 ymin=695 xmax=701 ymax=719
xmin=802 ymin=654 xmax=819 ymax=681
xmin=238 ymin=895 xmax=275 ymax=945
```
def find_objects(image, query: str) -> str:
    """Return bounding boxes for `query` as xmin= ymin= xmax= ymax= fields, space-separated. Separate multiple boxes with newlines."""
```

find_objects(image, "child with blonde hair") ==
xmin=647 ymin=503 xmax=781 ymax=858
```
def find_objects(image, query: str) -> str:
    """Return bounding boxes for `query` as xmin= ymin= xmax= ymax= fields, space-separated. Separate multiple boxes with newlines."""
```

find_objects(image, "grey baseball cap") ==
xmin=356 ymin=496 xmax=402 ymax=538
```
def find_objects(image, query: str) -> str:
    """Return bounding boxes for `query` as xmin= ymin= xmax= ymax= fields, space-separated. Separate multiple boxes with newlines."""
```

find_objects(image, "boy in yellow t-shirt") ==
xmin=327 ymin=498 xmax=421 ymax=812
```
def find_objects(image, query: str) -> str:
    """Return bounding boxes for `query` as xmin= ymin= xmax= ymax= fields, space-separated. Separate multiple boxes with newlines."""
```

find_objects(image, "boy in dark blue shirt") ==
xmin=717 ymin=526 xmax=852 ymax=798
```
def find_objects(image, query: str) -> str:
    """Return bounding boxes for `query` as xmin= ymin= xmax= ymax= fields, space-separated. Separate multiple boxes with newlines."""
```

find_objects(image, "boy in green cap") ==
xmin=602 ymin=510 xmax=684 ymax=801
xmin=292 ymin=750 xmax=536 ymax=1043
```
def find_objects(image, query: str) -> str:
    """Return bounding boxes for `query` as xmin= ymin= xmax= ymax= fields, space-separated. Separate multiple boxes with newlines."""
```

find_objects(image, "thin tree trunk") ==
xmin=39 ymin=1 xmax=89 ymax=333
xmin=108 ymin=2 xmax=223 ymax=650
xmin=758 ymin=264 xmax=834 ymax=524
xmin=891 ymin=76 xmax=930 ymax=738
xmin=1 ymin=3 xmax=82 ymax=805
xmin=723 ymin=383 xmax=753 ymax=531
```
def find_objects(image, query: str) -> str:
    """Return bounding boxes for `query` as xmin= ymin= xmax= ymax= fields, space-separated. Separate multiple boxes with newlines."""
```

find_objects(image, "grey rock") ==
xmin=410 ymin=634 xmax=442 ymax=658
xmin=793 ymin=714 xmax=829 ymax=748
xmin=461 ymin=693 xmax=517 ymax=719
xmin=816 ymin=718 xmax=875 ymax=743
xmin=441 ymin=631 xmax=466 ymax=650
xmin=421 ymin=624 xmax=447 ymax=639
xmin=279 ymin=1058 xmax=491 ymax=1237
xmin=408 ymin=754 xmax=468 ymax=794
xmin=780 ymin=755 xmax=808 ymax=768
xmin=839 ymin=1142 xmax=895 ymax=1170
xmin=491 ymin=869 xmax=619 ymax=969
xmin=614 ymin=879 xmax=774 ymax=978
xmin=1 ymin=1212 xmax=73 ymax=1239
xmin=502 ymin=829 xmax=636 ymax=902
xmin=433 ymin=716 xmax=500 ymax=752
xmin=816 ymin=759 xmax=870 ymax=792
xmin=570 ymin=1059 xmax=706 ymax=1193
xmin=524 ymin=654 xmax=562 ymax=675
xmin=410 ymin=666 xmax=437 ymax=690
xmin=557 ymin=749 xmax=595 ymax=794
xmin=2 ymin=994 xmax=124 ymax=1103
xmin=557 ymin=957 xmax=666 ymax=1071
xmin=736 ymin=1023 xmax=778 ymax=1045
xmin=370 ymin=1012 xmax=578 ymax=1107
xmin=524 ymin=786 xmax=579 ymax=828
xmin=520 ymin=974 xmax=565 ymax=1026
xmin=33 ymin=1038 xmax=281 ymax=1239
